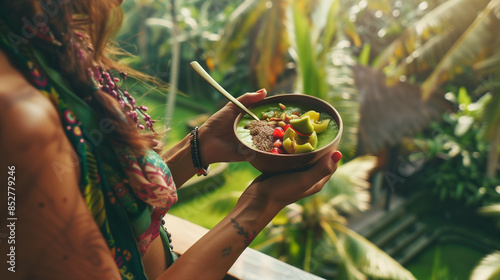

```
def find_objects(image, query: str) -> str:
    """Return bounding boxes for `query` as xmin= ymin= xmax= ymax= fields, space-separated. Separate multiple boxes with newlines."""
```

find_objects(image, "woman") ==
xmin=0 ymin=1 xmax=341 ymax=279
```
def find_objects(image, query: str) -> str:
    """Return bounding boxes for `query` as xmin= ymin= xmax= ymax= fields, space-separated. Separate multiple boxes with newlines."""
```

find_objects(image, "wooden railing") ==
xmin=164 ymin=214 xmax=325 ymax=280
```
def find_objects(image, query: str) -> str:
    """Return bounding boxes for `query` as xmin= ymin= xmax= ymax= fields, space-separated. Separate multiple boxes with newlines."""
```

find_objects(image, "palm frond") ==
xmin=481 ymin=90 xmax=500 ymax=141
xmin=214 ymin=0 xmax=266 ymax=70
xmin=331 ymin=223 xmax=417 ymax=280
xmin=290 ymin=1 xmax=324 ymax=97
xmin=254 ymin=0 xmax=290 ymax=89
xmin=320 ymin=221 xmax=367 ymax=280
xmin=478 ymin=204 xmax=500 ymax=217
xmin=473 ymin=51 xmax=500 ymax=77
xmin=470 ymin=251 xmax=500 ymax=280
xmin=373 ymin=0 xmax=490 ymax=77
xmin=422 ymin=0 xmax=500 ymax=98
xmin=323 ymin=43 xmax=360 ymax=158
xmin=321 ymin=155 xmax=377 ymax=213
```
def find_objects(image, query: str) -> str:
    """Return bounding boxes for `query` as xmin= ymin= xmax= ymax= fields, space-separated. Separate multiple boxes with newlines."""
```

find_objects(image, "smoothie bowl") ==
xmin=234 ymin=94 xmax=343 ymax=173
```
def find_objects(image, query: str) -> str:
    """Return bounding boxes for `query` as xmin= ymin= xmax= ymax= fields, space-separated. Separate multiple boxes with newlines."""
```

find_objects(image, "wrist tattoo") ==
xmin=230 ymin=218 xmax=256 ymax=246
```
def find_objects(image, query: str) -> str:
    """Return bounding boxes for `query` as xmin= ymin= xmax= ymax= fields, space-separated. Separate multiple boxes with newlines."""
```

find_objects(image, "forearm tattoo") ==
xmin=230 ymin=218 xmax=256 ymax=246
xmin=222 ymin=246 xmax=232 ymax=257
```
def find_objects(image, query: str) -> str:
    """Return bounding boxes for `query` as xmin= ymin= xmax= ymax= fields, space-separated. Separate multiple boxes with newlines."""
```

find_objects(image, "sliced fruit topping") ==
xmin=273 ymin=127 xmax=285 ymax=140
xmin=290 ymin=116 xmax=314 ymax=135
xmin=312 ymin=119 xmax=330 ymax=133
xmin=301 ymin=110 xmax=320 ymax=122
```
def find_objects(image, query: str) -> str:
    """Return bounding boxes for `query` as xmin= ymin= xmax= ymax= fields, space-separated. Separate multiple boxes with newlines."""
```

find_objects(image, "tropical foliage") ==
xmin=117 ymin=0 xmax=500 ymax=279
xmin=412 ymin=88 xmax=500 ymax=206
xmin=254 ymin=156 xmax=415 ymax=280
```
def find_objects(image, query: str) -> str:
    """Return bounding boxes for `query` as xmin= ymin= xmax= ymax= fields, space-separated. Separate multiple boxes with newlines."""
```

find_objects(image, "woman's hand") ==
xmin=198 ymin=89 xmax=267 ymax=165
xmin=240 ymin=150 xmax=342 ymax=210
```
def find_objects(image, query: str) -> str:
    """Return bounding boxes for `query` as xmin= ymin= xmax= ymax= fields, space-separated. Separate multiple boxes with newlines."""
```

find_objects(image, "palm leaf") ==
xmin=478 ymin=204 xmax=500 ymax=217
xmin=310 ymin=0 xmax=340 ymax=62
xmin=254 ymin=0 xmax=290 ymax=89
xmin=323 ymin=44 xmax=360 ymax=158
xmin=470 ymin=251 xmax=500 ymax=280
xmin=214 ymin=0 xmax=292 ymax=90
xmin=320 ymin=221 xmax=367 ymax=280
xmin=331 ymin=223 xmax=417 ymax=280
xmin=291 ymin=0 xmax=324 ymax=97
xmin=421 ymin=0 xmax=500 ymax=98
xmin=214 ymin=0 xmax=266 ymax=70
xmin=373 ymin=0 xmax=490 ymax=77
xmin=473 ymin=50 xmax=500 ymax=77
xmin=321 ymin=155 xmax=376 ymax=213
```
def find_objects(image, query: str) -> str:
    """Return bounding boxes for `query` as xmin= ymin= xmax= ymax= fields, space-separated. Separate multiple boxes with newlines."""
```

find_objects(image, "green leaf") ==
xmin=458 ymin=86 xmax=472 ymax=108
xmin=358 ymin=44 xmax=371 ymax=66
xmin=293 ymin=1 xmax=321 ymax=97
xmin=421 ymin=0 xmax=500 ymax=98
xmin=456 ymin=182 xmax=464 ymax=199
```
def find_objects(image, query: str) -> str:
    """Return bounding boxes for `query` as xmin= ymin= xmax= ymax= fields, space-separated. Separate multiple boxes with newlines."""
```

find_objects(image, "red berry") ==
xmin=284 ymin=124 xmax=291 ymax=131
xmin=271 ymin=147 xmax=280 ymax=154
xmin=273 ymin=139 xmax=282 ymax=148
xmin=273 ymin=127 xmax=285 ymax=140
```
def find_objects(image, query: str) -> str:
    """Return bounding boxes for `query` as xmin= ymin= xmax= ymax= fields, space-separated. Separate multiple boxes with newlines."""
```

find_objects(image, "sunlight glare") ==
xmin=377 ymin=28 xmax=386 ymax=38
xmin=358 ymin=0 xmax=367 ymax=9
xmin=418 ymin=1 xmax=429 ymax=11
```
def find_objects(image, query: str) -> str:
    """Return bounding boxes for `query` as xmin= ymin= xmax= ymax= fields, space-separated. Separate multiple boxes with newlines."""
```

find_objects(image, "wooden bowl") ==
xmin=233 ymin=93 xmax=343 ymax=173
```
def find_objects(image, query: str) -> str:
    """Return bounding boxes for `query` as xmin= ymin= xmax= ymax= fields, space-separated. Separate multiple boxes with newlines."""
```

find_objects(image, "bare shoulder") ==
xmin=0 ymin=52 xmax=62 ymax=161
xmin=0 ymin=51 xmax=120 ymax=279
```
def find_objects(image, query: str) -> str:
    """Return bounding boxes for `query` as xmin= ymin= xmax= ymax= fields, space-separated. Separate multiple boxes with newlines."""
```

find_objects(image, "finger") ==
xmin=236 ymin=89 xmax=267 ymax=106
xmin=302 ymin=158 xmax=338 ymax=197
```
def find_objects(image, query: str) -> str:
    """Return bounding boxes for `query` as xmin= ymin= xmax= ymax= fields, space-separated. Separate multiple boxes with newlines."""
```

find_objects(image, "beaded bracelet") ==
xmin=190 ymin=127 xmax=210 ymax=176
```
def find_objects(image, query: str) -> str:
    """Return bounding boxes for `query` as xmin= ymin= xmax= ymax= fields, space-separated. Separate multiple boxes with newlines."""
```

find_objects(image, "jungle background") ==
xmin=116 ymin=0 xmax=500 ymax=279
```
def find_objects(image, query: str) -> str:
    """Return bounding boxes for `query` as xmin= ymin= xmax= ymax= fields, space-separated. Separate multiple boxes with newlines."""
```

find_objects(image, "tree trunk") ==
xmin=487 ymin=126 xmax=500 ymax=178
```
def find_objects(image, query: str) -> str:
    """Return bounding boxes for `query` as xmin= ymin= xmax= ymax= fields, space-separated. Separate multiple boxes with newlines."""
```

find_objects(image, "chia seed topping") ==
xmin=248 ymin=120 xmax=276 ymax=151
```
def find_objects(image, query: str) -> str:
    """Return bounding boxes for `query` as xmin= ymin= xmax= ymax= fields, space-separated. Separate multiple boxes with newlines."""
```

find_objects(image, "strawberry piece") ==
xmin=270 ymin=147 xmax=280 ymax=154
xmin=273 ymin=139 xmax=282 ymax=148
xmin=283 ymin=124 xmax=291 ymax=131
xmin=273 ymin=127 xmax=285 ymax=140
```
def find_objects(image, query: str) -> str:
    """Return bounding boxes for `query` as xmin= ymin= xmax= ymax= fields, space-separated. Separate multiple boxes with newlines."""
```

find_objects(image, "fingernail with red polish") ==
xmin=256 ymin=88 xmax=266 ymax=94
xmin=331 ymin=151 xmax=342 ymax=163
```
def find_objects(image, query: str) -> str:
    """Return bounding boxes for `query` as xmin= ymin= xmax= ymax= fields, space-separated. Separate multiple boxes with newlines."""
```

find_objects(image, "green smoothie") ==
xmin=236 ymin=102 xmax=339 ymax=153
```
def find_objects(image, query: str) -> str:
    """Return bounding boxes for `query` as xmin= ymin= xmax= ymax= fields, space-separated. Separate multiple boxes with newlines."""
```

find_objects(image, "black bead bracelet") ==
xmin=190 ymin=127 xmax=210 ymax=176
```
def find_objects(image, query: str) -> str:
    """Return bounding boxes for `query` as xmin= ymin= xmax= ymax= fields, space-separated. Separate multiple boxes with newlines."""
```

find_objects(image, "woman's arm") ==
xmin=159 ymin=151 xmax=339 ymax=280
xmin=0 ymin=72 xmax=121 ymax=279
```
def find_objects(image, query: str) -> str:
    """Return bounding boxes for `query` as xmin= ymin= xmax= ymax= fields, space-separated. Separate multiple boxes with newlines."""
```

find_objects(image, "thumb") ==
xmin=237 ymin=89 xmax=267 ymax=106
